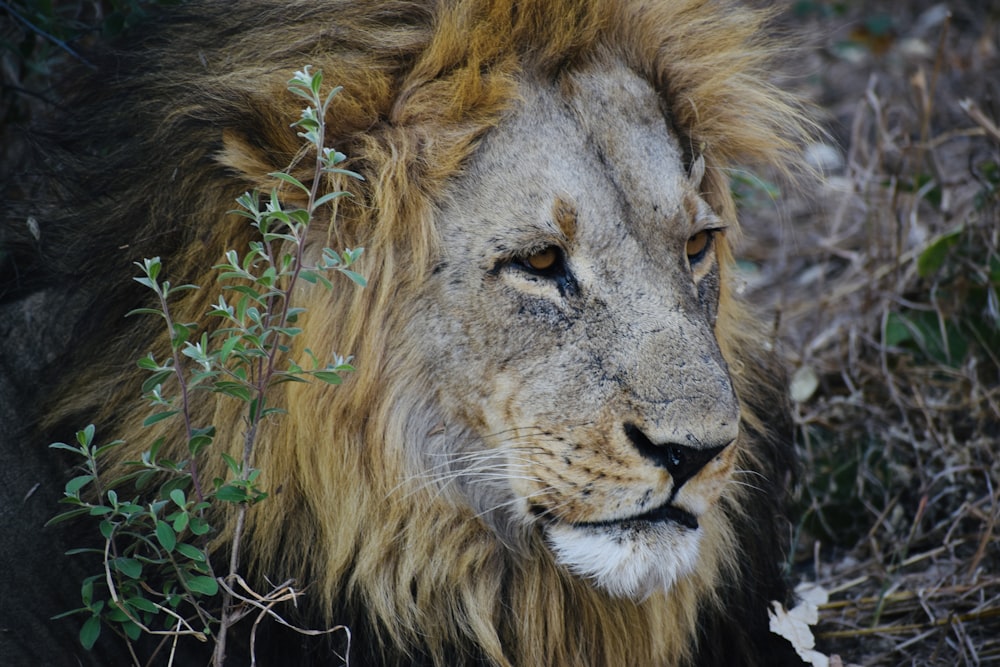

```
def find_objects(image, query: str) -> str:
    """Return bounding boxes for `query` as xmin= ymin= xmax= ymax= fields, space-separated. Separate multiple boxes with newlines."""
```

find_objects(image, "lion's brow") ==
xmin=552 ymin=197 xmax=577 ymax=242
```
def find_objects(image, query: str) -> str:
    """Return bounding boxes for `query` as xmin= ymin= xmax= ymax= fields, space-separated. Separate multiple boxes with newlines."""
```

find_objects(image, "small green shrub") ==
xmin=48 ymin=66 xmax=363 ymax=665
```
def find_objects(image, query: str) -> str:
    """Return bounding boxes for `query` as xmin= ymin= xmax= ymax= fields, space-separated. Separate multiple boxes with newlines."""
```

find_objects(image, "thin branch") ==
xmin=0 ymin=0 xmax=94 ymax=67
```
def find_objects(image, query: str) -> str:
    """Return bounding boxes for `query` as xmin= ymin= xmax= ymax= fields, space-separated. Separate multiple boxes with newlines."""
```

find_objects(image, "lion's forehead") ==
xmin=451 ymin=62 xmax=694 ymax=254
xmin=422 ymin=60 xmax=730 ymax=393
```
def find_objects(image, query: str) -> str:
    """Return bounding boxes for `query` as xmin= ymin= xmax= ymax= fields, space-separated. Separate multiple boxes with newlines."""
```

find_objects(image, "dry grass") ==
xmin=739 ymin=2 xmax=1000 ymax=664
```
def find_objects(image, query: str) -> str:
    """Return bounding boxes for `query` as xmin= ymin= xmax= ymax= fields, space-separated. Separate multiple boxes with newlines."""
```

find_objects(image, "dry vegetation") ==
xmin=2 ymin=1 xmax=999 ymax=665
xmin=739 ymin=1 xmax=1000 ymax=664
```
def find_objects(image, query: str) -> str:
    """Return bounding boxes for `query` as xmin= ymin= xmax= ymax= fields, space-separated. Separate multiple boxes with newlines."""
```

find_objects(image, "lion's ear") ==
xmin=687 ymin=153 xmax=706 ymax=190
xmin=218 ymin=129 xmax=273 ymax=186
xmin=218 ymin=129 xmax=311 ymax=208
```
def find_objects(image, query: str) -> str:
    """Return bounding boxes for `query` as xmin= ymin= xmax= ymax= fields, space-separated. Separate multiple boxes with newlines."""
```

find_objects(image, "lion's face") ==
xmin=411 ymin=62 xmax=741 ymax=599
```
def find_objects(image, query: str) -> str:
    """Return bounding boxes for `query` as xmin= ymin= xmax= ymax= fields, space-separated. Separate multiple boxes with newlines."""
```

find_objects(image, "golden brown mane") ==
xmin=13 ymin=1 xmax=813 ymax=664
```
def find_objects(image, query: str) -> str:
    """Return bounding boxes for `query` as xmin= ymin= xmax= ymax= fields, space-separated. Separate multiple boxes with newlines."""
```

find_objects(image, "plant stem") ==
xmin=158 ymin=290 xmax=205 ymax=503
xmin=214 ymin=79 xmax=332 ymax=666
xmin=213 ymin=502 xmax=246 ymax=667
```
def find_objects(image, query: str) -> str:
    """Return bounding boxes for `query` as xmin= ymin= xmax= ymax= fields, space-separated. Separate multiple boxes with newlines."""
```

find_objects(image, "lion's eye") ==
xmin=517 ymin=245 xmax=565 ymax=276
xmin=504 ymin=245 xmax=576 ymax=295
xmin=525 ymin=247 xmax=559 ymax=272
xmin=686 ymin=230 xmax=715 ymax=266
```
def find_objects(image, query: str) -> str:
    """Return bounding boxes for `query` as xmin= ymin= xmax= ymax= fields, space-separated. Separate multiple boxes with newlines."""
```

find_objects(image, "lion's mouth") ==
xmin=534 ymin=502 xmax=700 ymax=531
xmin=626 ymin=502 xmax=699 ymax=530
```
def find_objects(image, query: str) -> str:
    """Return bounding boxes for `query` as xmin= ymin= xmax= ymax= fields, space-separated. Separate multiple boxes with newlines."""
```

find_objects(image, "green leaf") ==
xmin=299 ymin=270 xmax=333 ymax=289
xmin=105 ymin=603 xmax=130 ymax=623
xmin=215 ymin=484 xmax=247 ymax=503
xmin=218 ymin=335 xmax=241 ymax=362
xmin=311 ymin=190 xmax=351 ymax=210
xmin=176 ymin=542 xmax=207 ymax=562
xmin=287 ymin=85 xmax=315 ymax=103
xmin=65 ymin=474 xmax=95 ymax=496
xmin=126 ymin=307 xmax=164 ymax=318
xmin=274 ymin=327 xmax=303 ymax=338
xmin=92 ymin=441 xmax=124 ymax=462
xmin=136 ymin=354 xmax=162 ymax=371
xmin=312 ymin=371 xmax=343 ymax=385
xmin=188 ymin=516 xmax=211 ymax=536
xmin=213 ymin=382 xmax=252 ymax=402
xmin=269 ymin=171 xmax=310 ymax=194
xmin=160 ymin=476 xmax=192 ymax=500
xmin=80 ymin=615 xmax=102 ymax=650
xmin=155 ymin=520 xmax=176 ymax=552
xmin=112 ymin=557 xmax=142 ymax=579
xmin=51 ymin=605 xmax=90 ymax=621
xmin=185 ymin=575 xmax=219 ymax=597
xmin=171 ymin=322 xmax=192 ymax=347
xmin=322 ymin=84 xmax=342 ymax=110
xmin=166 ymin=283 xmax=200 ymax=296
xmin=885 ymin=310 xmax=967 ymax=367
xmin=49 ymin=441 xmax=81 ymax=454
xmin=220 ymin=452 xmax=242 ymax=478
xmin=341 ymin=269 xmax=367 ymax=287
xmin=310 ymin=70 xmax=325 ymax=97
xmin=45 ymin=507 xmax=92 ymax=527
xmin=142 ymin=410 xmax=179 ymax=427
xmin=77 ymin=425 xmax=96 ymax=448
xmin=134 ymin=470 xmax=156 ymax=491
xmin=127 ymin=596 xmax=159 ymax=614
xmin=917 ymin=227 xmax=963 ymax=278
xmin=141 ymin=370 xmax=174 ymax=394
xmin=169 ymin=489 xmax=186 ymax=508
xmin=172 ymin=511 xmax=189 ymax=534
xmin=883 ymin=312 xmax=912 ymax=347
xmin=248 ymin=397 xmax=261 ymax=422
xmin=189 ymin=370 xmax=220 ymax=387
xmin=79 ymin=579 xmax=95 ymax=607
xmin=321 ymin=167 xmax=364 ymax=181
xmin=123 ymin=621 xmax=142 ymax=641
xmin=64 ymin=548 xmax=105 ymax=558
xmin=224 ymin=284 xmax=266 ymax=303
xmin=145 ymin=257 xmax=162 ymax=282
xmin=270 ymin=375 xmax=309 ymax=387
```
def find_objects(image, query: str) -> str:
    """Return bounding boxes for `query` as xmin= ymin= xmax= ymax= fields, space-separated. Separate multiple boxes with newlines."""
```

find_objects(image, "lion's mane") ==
xmin=3 ymin=1 xmax=812 ymax=665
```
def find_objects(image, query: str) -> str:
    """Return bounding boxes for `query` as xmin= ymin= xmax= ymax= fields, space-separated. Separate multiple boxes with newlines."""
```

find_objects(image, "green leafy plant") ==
xmin=883 ymin=218 xmax=1000 ymax=369
xmin=48 ymin=66 xmax=362 ymax=665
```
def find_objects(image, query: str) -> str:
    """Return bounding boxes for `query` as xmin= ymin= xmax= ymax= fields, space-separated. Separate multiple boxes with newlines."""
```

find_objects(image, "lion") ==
xmin=0 ymin=0 xmax=813 ymax=665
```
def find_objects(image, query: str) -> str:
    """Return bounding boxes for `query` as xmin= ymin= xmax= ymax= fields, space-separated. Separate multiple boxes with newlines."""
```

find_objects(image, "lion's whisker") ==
xmin=724 ymin=478 xmax=766 ymax=494
xmin=731 ymin=469 xmax=769 ymax=481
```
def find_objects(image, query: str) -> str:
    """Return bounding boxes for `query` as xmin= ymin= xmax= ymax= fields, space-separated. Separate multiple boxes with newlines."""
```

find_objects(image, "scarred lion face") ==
xmin=415 ymin=61 xmax=742 ymax=599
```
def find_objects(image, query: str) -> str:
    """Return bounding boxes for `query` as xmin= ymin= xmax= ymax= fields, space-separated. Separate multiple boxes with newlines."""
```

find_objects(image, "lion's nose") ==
xmin=623 ymin=423 xmax=729 ymax=488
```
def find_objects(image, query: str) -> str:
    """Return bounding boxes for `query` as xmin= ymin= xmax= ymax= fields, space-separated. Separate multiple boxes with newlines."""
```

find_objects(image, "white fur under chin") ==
xmin=546 ymin=522 xmax=702 ymax=599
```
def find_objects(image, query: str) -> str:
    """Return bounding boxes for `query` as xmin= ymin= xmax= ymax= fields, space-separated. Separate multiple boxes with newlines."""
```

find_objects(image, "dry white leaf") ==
xmin=768 ymin=583 xmax=831 ymax=667
xmin=790 ymin=365 xmax=820 ymax=403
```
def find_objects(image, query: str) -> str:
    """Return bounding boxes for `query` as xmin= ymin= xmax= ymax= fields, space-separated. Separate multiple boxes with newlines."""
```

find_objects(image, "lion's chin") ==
xmin=545 ymin=521 xmax=702 ymax=600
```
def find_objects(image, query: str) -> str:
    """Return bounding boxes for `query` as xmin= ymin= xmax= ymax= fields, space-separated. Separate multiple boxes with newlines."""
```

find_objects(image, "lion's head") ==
xmin=4 ymin=0 xmax=813 ymax=665
xmin=413 ymin=62 xmax=742 ymax=599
